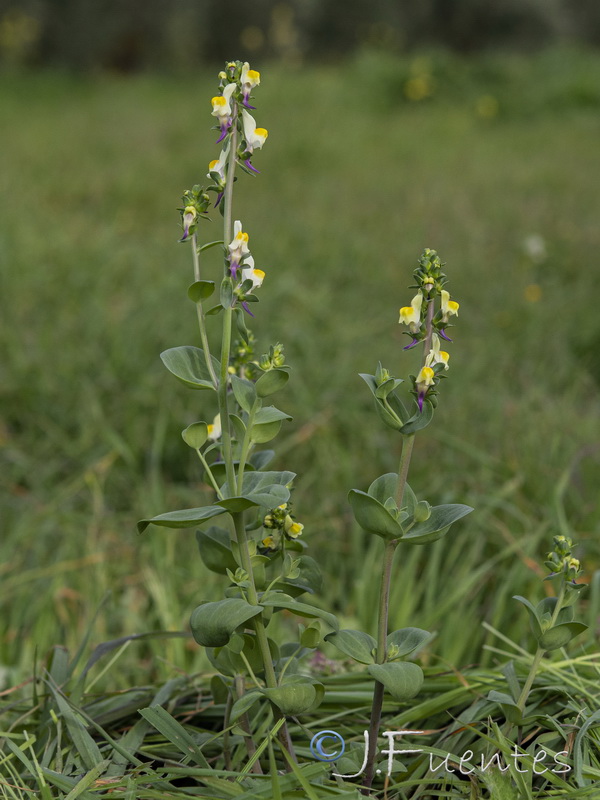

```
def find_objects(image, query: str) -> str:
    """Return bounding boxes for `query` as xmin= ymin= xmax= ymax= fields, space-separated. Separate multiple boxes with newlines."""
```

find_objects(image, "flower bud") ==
xmin=414 ymin=500 xmax=432 ymax=522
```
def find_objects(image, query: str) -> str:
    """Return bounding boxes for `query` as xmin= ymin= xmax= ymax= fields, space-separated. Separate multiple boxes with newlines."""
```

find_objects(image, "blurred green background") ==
xmin=1 ymin=1 xmax=600 ymax=690
xmin=2 ymin=0 xmax=600 ymax=70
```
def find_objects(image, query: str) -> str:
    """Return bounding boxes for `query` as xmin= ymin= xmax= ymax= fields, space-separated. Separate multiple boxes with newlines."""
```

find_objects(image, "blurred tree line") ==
xmin=0 ymin=0 xmax=599 ymax=70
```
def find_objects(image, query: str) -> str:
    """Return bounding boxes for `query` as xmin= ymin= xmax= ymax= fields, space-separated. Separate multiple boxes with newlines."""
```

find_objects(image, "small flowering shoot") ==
xmin=326 ymin=249 xmax=473 ymax=790
xmin=488 ymin=535 xmax=588 ymax=726
xmin=139 ymin=60 xmax=337 ymax=769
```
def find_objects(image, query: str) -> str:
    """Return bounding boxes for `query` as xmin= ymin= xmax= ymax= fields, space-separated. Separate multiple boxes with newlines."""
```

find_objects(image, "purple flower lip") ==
xmin=403 ymin=337 xmax=420 ymax=350
xmin=417 ymin=392 xmax=425 ymax=412
xmin=180 ymin=226 xmax=190 ymax=241
xmin=242 ymin=98 xmax=256 ymax=110
xmin=245 ymin=159 xmax=260 ymax=174
xmin=438 ymin=328 xmax=453 ymax=342
xmin=216 ymin=121 xmax=232 ymax=144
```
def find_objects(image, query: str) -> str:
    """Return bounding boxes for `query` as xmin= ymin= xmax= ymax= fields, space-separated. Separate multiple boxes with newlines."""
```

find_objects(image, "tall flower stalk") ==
xmin=325 ymin=250 xmax=473 ymax=791
xmin=139 ymin=61 xmax=333 ymax=769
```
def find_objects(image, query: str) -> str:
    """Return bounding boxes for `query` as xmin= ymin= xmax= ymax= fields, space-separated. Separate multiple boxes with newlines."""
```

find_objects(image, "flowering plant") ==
xmin=139 ymin=60 xmax=473 ymax=782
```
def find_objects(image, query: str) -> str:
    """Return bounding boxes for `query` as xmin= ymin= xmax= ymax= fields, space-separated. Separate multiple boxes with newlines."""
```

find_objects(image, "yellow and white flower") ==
xmin=398 ymin=291 xmax=424 ymax=333
xmin=241 ymin=62 xmax=261 ymax=108
xmin=181 ymin=205 xmax=197 ymax=241
xmin=211 ymin=82 xmax=236 ymax=141
xmin=425 ymin=333 xmax=450 ymax=370
xmin=207 ymin=414 xmax=222 ymax=441
xmin=242 ymin=110 xmax=268 ymax=153
xmin=284 ymin=515 xmax=304 ymax=538
xmin=207 ymin=142 xmax=230 ymax=181
xmin=241 ymin=255 xmax=265 ymax=290
xmin=440 ymin=289 xmax=459 ymax=321
xmin=415 ymin=365 xmax=435 ymax=412
xmin=228 ymin=220 xmax=250 ymax=273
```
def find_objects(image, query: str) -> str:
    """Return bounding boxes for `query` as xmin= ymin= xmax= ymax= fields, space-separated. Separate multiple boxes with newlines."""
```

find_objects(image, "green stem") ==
xmin=196 ymin=450 xmax=223 ymax=498
xmin=277 ymin=644 xmax=303 ymax=686
xmin=363 ymin=540 xmax=397 ymax=792
xmin=233 ymin=675 xmax=263 ymax=774
xmin=238 ymin=652 xmax=262 ymax=690
xmin=220 ymin=101 xmax=295 ymax=767
xmin=515 ymin=647 xmax=544 ymax=715
xmin=396 ymin=434 xmax=415 ymax=508
xmin=515 ymin=581 xmax=566 ymax=715
xmin=191 ymin=233 xmax=218 ymax=389
xmin=218 ymin=306 xmax=236 ymax=491
xmin=231 ymin=514 xmax=296 ymax=764
xmin=236 ymin=401 xmax=258 ymax=495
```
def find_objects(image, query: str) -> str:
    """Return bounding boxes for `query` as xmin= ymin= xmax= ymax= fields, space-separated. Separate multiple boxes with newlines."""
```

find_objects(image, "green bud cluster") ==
xmin=414 ymin=248 xmax=446 ymax=289
xmin=544 ymin=535 xmax=582 ymax=580
xmin=259 ymin=343 xmax=285 ymax=371
xmin=178 ymin=185 xmax=211 ymax=241
xmin=263 ymin=503 xmax=289 ymax=530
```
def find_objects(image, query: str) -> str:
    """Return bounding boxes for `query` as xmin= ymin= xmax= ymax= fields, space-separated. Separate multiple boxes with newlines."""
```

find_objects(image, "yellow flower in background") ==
xmin=524 ymin=283 xmax=542 ymax=303
xmin=476 ymin=94 xmax=499 ymax=119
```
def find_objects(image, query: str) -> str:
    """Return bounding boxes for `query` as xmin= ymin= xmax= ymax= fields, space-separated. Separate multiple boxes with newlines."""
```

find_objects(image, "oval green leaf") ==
xmin=261 ymin=676 xmax=323 ymax=715
xmin=187 ymin=280 xmax=215 ymax=303
xmin=402 ymin=503 xmax=473 ymax=544
xmin=367 ymin=662 xmax=424 ymax=701
xmin=160 ymin=346 xmax=219 ymax=391
xmin=255 ymin=369 xmax=290 ymax=398
xmin=231 ymin=375 xmax=257 ymax=414
xmin=137 ymin=504 xmax=226 ymax=534
xmin=538 ymin=621 xmax=588 ymax=651
xmin=348 ymin=489 xmax=404 ymax=540
xmin=196 ymin=527 xmax=238 ymax=575
xmin=386 ymin=627 xmax=434 ymax=658
xmin=181 ymin=422 xmax=208 ymax=449
xmin=190 ymin=598 xmax=263 ymax=647
xmin=325 ymin=629 xmax=376 ymax=664
xmin=260 ymin=594 xmax=339 ymax=631
xmin=399 ymin=399 xmax=434 ymax=435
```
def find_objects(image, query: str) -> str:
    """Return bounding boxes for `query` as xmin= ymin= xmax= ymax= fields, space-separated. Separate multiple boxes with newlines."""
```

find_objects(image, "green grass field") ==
xmin=1 ymin=47 xmax=600 ymax=796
